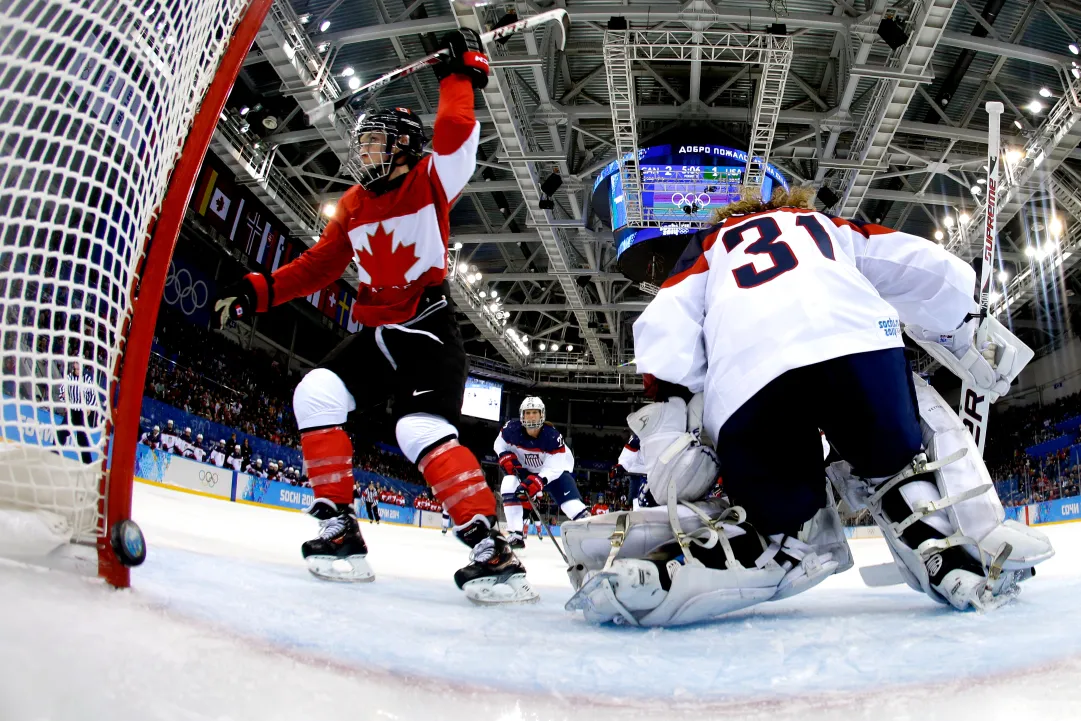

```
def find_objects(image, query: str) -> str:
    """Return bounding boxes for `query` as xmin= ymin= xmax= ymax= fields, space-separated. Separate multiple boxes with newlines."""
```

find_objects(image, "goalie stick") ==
xmin=307 ymin=9 xmax=570 ymax=124
xmin=861 ymin=103 xmax=1005 ymax=589
xmin=958 ymin=100 xmax=1004 ymax=457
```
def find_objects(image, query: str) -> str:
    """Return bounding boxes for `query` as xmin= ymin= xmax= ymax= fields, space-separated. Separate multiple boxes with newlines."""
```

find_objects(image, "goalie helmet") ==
xmin=520 ymin=396 xmax=545 ymax=429
xmin=354 ymin=107 xmax=427 ymax=192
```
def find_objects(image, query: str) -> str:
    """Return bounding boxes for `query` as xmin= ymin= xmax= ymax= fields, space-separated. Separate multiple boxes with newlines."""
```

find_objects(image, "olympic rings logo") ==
xmin=198 ymin=470 xmax=219 ymax=487
xmin=670 ymin=193 xmax=712 ymax=208
xmin=164 ymin=261 xmax=209 ymax=317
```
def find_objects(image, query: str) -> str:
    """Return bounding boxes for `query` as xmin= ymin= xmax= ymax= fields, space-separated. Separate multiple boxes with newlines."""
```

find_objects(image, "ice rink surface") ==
xmin=3 ymin=483 xmax=1081 ymax=721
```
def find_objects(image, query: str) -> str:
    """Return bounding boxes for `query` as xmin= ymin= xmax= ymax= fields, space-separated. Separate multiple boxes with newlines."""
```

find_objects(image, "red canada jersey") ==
xmin=591 ymin=503 xmax=610 ymax=515
xmin=257 ymin=75 xmax=480 ymax=327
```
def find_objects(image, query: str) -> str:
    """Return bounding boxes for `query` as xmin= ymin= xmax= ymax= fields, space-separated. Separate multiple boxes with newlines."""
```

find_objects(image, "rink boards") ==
xmin=133 ymin=444 xmax=443 ymax=529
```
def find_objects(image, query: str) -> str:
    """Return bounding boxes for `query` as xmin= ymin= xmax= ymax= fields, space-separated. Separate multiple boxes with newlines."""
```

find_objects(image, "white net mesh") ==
xmin=0 ymin=0 xmax=250 ymax=544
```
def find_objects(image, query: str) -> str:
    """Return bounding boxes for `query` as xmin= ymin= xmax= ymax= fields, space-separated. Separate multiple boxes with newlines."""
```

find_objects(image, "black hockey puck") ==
xmin=110 ymin=519 xmax=147 ymax=567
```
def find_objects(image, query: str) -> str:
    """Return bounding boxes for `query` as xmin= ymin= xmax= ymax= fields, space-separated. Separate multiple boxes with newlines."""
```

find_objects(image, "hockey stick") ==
xmin=307 ymin=9 xmax=570 ymax=124
xmin=957 ymin=101 xmax=1004 ymax=457
xmin=516 ymin=481 xmax=569 ymax=564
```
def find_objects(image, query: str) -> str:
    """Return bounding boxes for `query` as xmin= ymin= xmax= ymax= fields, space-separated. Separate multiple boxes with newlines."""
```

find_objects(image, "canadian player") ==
xmin=213 ymin=29 xmax=535 ymax=604
xmin=564 ymin=187 xmax=1053 ymax=626
xmin=590 ymin=496 xmax=610 ymax=516
xmin=495 ymin=397 xmax=589 ymax=550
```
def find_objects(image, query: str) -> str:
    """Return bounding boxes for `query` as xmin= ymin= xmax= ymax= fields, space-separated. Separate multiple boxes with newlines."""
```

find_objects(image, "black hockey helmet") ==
xmin=355 ymin=107 xmax=428 ymax=190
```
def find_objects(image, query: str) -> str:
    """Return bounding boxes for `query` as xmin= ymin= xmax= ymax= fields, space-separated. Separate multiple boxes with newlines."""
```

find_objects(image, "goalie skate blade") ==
xmin=564 ymin=571 xmax=618 ymax=612
xmin=462 ymin=572 xmax=539 ymax=605
xmin=859 ymin=562 xmax=905 ymax=587
xmin=305 ymin=554 xmax=375 ymax=583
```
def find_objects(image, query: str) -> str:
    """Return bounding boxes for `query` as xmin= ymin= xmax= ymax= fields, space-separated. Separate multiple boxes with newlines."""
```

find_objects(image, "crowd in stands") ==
xmin=986 ymin=391 xmax=1081 ymax=507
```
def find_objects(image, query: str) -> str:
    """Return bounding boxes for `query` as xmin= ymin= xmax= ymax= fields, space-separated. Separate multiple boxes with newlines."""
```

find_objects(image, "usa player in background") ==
xmin=611 ymin=432 xmax=649 ymax=509
xmin=213 ymin=29 xmax=535 ymax=604
xmin=495 ymin=397 xmax=589 ymax=549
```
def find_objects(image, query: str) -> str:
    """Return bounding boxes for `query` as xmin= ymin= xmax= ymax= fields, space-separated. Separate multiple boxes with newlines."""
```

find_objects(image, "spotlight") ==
xmin=540 ymin=172 xmax=563 ymax=197
xmin=1039 ymin=87 xmax=1052 ymax=98
xmin=565 ymin=344 xmax=573 ymax=352
xmin=998 ymin=270 xmax=1009 ymax=283
xmin=1027 ymin=100 xmax=1044 ymax=114
xmin=876 ymin=15 xmax=909 ymax=51
xmin=341 ymin=67 xmax=354 ymax=77
xmin=348 ymin=77 xmax=361 ymax=90
xmin=817 ymin=186 xmax=841 ymax=209
xmin=958 ymin=212 xmax=971 ymax=225
xmin=1005 ymin=148 xmax=1023 ymax=165
xmin=239 ymin=122 xmax=250 ymax=133
xmin=537 ymin=343 xmax=545 ymax=351
xmin=970 ymin=185 xmax=981 ymax=195
xmin=1050 ymin=216 xmax=1063 ymax=238
xmin=453 ymin=241 xmax=463 ymax=250
xmin=239 ymin=105 xmax=250 ymax=116
xmin=549 ymin=343 xmax=559 ymax=351
xmin=479 ymin=291 xmax=487 ymax=298
xmin=1025 ymin=246 xmax=1036 ymax=257
xmin=934 ymin=230 xmax=944 ymax=241
xmin=1070 ymin=43 xmax=1079 ymax=55
xmin=319 ymin=20 xmax=331 ymax=32
xmin=990 ymin=291 xmax=1001 ymax=303
xmin=944 ymin=216 xmax=955 ymax=228
xmin=1014 ymin=120 xmax=1024 ymax=130
xmin=457 ymin=262 xmax=468 ymax=273
xmin=317 ymin=42 xmax=329 ymax=53
xmin=298 ymin=13 xmax=311 ymax=24
xmin=321 ymin=203 xmax=336 ymax=217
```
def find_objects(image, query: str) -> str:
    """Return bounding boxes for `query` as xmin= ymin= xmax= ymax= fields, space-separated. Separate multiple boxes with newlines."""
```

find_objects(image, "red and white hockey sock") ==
xmin=418 ymin=438 xmax=494 ymax=525
xmin=301 ymin=427 xmax=354 ymax=506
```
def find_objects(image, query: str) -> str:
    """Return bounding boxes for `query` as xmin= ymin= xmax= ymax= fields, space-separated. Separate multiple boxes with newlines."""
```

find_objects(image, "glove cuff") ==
xmin=245 ymin=272 xmax=274 ymax=313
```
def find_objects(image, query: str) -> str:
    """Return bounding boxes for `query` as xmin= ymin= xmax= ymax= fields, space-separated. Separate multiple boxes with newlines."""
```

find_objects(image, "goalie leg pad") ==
xmin=627 ymin=397 xmax=720 ymax=504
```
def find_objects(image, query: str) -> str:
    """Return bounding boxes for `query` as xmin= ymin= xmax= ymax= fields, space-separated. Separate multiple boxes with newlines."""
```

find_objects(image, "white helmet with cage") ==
xmin=520 ymin=396 xmax=546 ymax=430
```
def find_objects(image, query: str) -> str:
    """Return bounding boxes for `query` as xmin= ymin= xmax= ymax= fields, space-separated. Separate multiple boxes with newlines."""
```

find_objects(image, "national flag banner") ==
xmin=319 ymin=284 xmax=338 ymax=319
xmin=209 ymin=188 xmax=231 ymax=220
xmin=333 ymin=286 xmax=353 ymax=327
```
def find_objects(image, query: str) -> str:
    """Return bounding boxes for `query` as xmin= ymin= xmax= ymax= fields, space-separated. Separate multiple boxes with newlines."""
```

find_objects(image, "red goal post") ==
xmin=0 ymin=0 xmax=273 ymax=587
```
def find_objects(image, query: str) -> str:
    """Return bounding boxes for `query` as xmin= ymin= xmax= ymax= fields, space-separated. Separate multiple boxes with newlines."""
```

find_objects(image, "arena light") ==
xmin=1025 ymin=246 xmax=1036 ymax=257
xmin=1070 ymin=43 xmax=1079 ymax=55
xmin=457 ymin=262 xmax=468 ymax=273
xmin=239 ymin=105 xmax=250 ymax=116
xmin=321 ymin=203 xmax=336 ymax=217
xmin=1027 ymin=100 xmax=1044 ymax=114
xmin=298 ymin=13 xmax=311 ymax=24
xmin=1014 ymin=120 xmax=1024 ymax=130
xmin=958 ymin=212 xmax=970 ymax=225
xmin=1039 ymin=87 xmax=1052 ymax=98
xmin=319 ymin=19 xmax=331 ymax=32
xmin=943 ymin=215 xmax=954 ymax=228
xmin=998 ymin=270 xmax=1009 ymax=283
xmin=934 ymin=230 xmax=944 ymax=241
xmin=479 ymin=290 xmax=487 ymax=298
xmin=348 ymin=77 xmax=361 ymax=90
xmin=341 ymin=67 xmax=354 ymax=77
xmin=1050 ymin=216 xmax=1064 ymax=238
xmin=453 ymin=241 xmax=463 ymax=250
xmin=989 ymin=291 xmax=1001 ymax=303
xmin=565 ymin=344 xmax=573 ymax=352
xmin=970 ymin=185 xmax=981 ymax=195
xmin=1005 ymin=148 xmax=1023 ymax=165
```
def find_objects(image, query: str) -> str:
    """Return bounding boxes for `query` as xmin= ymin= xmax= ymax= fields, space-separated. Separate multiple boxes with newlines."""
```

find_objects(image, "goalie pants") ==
xmin=715 ymin=347 xmax=922 ymax=535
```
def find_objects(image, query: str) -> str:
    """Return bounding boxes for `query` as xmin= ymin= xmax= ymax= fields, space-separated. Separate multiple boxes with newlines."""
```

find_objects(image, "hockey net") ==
xmin=0 ymin=0 xmax=271 ymax=584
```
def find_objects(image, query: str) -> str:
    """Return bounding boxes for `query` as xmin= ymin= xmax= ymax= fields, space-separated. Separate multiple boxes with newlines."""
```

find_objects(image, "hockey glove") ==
xmin=213 ymin=273 xmax=271 ymax=329
xmin=434 ymin=28 xmax=489 ymax=89
xmin=517 ymin=473 xmax=544 ymax=502
xmin=497 ymin=451 xmax=521 ymax=476
xmin=906 ymin=312 xmax=1033 ymax=403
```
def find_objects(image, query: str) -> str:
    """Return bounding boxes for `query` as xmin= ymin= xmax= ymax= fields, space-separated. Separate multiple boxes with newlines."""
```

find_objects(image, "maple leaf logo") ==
xmin=356 ymin=223 xmax=417 ymax=288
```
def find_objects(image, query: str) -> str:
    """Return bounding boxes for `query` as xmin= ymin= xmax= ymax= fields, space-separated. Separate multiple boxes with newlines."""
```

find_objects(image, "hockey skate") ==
xmin=302 ymin=499 xmax=374 ymax=583
xmin=506 ymin=530 xmax=526 ymax=549
xmin=453 ymin=516 xmax=538 ymax=605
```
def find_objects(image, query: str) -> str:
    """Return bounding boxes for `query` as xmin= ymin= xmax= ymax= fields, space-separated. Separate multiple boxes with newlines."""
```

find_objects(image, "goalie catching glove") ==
xmin=906 ymin=310 xmax=1032 ymax=403
xmin=213 ymin=273 xmax=272 ymax=329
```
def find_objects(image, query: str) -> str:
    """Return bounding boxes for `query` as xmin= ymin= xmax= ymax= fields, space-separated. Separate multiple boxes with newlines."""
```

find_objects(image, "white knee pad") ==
xmin=395 ymin=413 xmax=458 ymax=464
xmin=627 ymin=395 xmax=719 ymax=503
xmin=499 ymin=474 xmax=520 ymax=498
xmin=293 ymin=368 xmax=356 ymax=430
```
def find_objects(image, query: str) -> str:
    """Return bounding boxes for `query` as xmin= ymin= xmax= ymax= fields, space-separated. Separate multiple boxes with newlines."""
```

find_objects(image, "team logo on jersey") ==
xmin=524 ymin=452 xmax=541 ymax=467
xmin=878 ymin=318 xmax=901 ymax=337
xmin=355 ymin=223 xmax=418 ymax=288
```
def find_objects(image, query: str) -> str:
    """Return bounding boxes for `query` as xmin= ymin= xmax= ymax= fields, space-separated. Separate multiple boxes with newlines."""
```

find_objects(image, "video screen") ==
xmin=461 ymin=376 xmax=503 ymax=422
xmin=608 ymin=164 xmax=774 ymax=228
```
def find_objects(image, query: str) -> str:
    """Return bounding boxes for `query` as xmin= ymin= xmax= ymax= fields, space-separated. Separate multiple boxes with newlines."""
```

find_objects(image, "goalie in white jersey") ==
xmin=563 ymin=187 xmax=1053 ymax=626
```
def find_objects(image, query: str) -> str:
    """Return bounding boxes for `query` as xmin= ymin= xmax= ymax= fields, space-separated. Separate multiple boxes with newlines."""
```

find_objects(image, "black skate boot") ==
xmin=506 ymin=530 xmax=526 ymax=549
xmin=302 ymin=499 xmax=374 ymax=583
xmin=453 ymin=516 xmax=538 ymax=605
